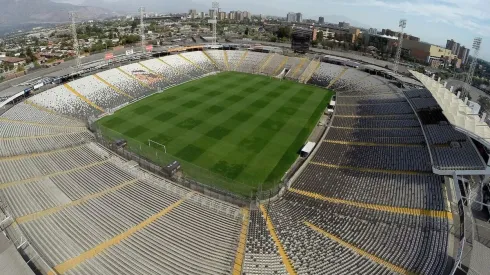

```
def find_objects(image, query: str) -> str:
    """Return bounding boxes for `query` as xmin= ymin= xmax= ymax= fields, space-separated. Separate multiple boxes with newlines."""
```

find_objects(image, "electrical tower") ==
xmin=139 ymin=7 xmax=145 ymax=54
xmin=209 ymin=2 xmax=219 ymax=45
xmin=393 ymin=19 xmax=406 ymax=74
xmin=69 ymin=12 xmax=81 ymax=70
xmin=463 ymin=37 xmax=482 ymax=99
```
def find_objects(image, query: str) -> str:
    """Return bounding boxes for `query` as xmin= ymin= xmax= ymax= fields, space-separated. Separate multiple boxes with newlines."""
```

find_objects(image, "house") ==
xmin=0 ymin=57 xmax=26 ymax=67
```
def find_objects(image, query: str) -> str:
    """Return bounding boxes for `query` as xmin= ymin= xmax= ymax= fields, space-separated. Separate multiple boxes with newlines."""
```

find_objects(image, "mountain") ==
xmin=80 ymin=0 xmax=207 ymax=14
xmin=0 ymin=0 xmax=113 ymax=25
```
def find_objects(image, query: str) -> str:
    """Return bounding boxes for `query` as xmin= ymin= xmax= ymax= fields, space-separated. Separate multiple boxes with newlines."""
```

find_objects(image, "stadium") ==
xmin=0 ymin=46 xmax=489 ymax=275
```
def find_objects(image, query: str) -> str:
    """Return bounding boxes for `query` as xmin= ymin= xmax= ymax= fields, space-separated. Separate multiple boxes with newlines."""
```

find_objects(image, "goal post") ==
xmin=148 ymin=139 xmax=167 ymax=154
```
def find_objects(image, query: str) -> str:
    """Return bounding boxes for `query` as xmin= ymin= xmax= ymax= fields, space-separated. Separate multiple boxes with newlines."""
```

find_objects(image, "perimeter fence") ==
xmin=92 ymin=123 xmax=290 ymax=203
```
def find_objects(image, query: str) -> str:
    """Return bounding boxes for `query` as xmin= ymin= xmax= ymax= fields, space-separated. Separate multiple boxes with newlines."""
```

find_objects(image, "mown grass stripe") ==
xmin=96 ymin=72 xmax=332 ymax=197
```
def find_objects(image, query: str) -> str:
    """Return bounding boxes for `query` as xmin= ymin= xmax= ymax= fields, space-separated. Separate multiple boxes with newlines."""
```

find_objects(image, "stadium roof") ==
xmin=362 ymin=64 xmax=422 ymax=86
xmin=0 ymin=234 xmax=34 ymax=275
xmin=369 ymin=34 xmax=399 ymax=40
xmin=468 ymin=241 xmax=490 ymax=275
xmin=323 ymin=54 xmax=352 ymax=62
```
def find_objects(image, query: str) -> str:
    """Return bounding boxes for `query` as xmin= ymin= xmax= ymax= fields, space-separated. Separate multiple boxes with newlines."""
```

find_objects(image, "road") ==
xmin=446 ymin=78 xmax=489 ymax=102
xmin=0 ymin=47 xmax=139 ymax=93
xmin=1 ymin=40 xmax=409 ymax=95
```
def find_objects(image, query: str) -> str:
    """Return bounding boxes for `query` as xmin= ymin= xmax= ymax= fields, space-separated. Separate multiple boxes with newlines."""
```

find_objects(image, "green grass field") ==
xmin=97 ymin=72 xmax=333 ymax=197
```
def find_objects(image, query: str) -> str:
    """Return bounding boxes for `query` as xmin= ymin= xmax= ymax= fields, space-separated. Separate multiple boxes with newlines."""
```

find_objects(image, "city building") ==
xmin=403 ymin=40 xmax=455 ymax=66
xmin=200 ymin=12 xmax=205 ymax=19
xmin=236 ymin=11 xmax=244 ymax=21
xmin=0 ymin=57 xmax=26 ymax=67
xmin=287 ymin=12 xmax=296 ymax=22
xmin=296 ymin=13 xmax=303 ymax=23
xmin=291 ymin=27 xmax=312 ymax=53
xmin=209 ymin=9 xmax=217 ymax=19
xmin=446 ymin=39 xmax=462 ymax=55
xmin=379 ymin=29 xmax=419 ymax=41
xmin=381 ymin=29 xmax=399 ymax=37
xmin=403 ymin=34 xmax=420 ymax=41
xmin=339 ymin=21 xmax=350 ymax=28
xmin=363 ymin=33 xmax=398 ymax=54
xmin=228 ymin=11 xmax=235 ymax=20
xmin=188 ymin=9 xmax=197 ymax=19
xmin=218 ymin=12 xmax=226 ymax=20
xmin=243 ymin=11 xmax=251 ymax=20
xmin=458 ymin=46 xmax=470 ymax=65
xmin=321 ymin=25 xmax=361 ymax=43
xmin=319 ymin=17 xmax=324 ymax=24
xmin=452 ymin=58 xmax=462 ymax=69
xmin=368 ymin=28 xmax=378 ymax=35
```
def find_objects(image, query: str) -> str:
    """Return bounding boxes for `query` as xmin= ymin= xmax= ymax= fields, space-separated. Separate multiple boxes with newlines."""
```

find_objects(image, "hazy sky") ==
xmin=190 ymin=0 xmax=490 ymax=61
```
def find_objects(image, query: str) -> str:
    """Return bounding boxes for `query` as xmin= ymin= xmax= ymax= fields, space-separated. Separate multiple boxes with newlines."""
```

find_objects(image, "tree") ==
xmin=26 ymin=47 xmax=37 ymax=62
xmin=316 ymin=31 xmax=324 ymax=43
xmin=32 ymin=37 xmax=40 ymax=47
xmin=16 ymin=65 xmax=25 ymax=72
xmin=276 ymin=26 xmax=291 ymax=39
xmin=415 ymin=67 xmax=425 ymax=74
xmin=148 ymin=21 xmax=157 ymax=32
xmin=131 ymin=20 xmax=138 ymax=33
xmin=106 ymin=39 xmax=114 ymax=48
xmin=244 ymin=27 xmax=249 ymax=36
xmin=478 ymin=96 xmax=490 ymax=113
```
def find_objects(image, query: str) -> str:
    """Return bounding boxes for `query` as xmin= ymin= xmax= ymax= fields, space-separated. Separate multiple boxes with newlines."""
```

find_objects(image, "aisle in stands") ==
xmin=0 ymin=50 xmax=455 ymax=275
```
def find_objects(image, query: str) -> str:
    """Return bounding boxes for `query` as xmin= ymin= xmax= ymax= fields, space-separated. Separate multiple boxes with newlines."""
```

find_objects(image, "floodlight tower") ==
xmin=393 ymin=19 xmax=406 ymax=74
xmin=69 ymin=12 xmax=81 ymax=70
xmin=463 ymin=37 xmax=482 ymax=98
xmin=139 ymin=7 xmax=145 ymax=54
xmin=209 ymin=2 xmax=219 ymax=45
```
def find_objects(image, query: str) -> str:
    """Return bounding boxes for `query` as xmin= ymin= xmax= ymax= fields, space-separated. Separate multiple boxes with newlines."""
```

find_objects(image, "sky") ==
xmin=190 ymin=0 xmax=490 ymax=61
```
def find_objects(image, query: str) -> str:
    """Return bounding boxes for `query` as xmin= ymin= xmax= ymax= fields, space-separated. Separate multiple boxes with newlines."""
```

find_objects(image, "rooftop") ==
xmin=0 ymin=57 xmax=26 ymax=63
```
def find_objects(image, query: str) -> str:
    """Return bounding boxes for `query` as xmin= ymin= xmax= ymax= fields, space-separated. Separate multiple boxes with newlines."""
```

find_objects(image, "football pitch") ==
xmin=97 ymin=72 xmax=333 ymax=196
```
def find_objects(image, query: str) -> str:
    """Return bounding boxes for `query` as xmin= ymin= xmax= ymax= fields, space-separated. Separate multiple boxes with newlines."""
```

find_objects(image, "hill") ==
xmin=81 ymin=0 xmax=207 ymax=14
xmin=0 ymin=0 xmax=112 ymax=25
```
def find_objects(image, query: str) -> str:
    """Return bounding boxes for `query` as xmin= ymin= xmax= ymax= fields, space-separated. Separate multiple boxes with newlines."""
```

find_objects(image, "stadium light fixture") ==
xmin=139 ymin=7 xmax=145 ymax=55
xmin=472 ymin=37 xmax=482 ymax=50
xmin=209 ymin=2 xmax=219 ymax=45
xmin=463 ymin=37 xmax=483 ymax=98
xmin=69 ymin=12 xmax=81 ymax=71
xmin=393 ymin=19 xmax=407 ymax=74
xmin=399 ymin=19 xmax=406 ymax=28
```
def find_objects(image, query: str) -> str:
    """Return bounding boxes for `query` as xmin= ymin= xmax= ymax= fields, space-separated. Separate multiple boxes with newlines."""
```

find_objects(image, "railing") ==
xmin=92 ymin=124 xmax=287 ymax=202
xmin=0 ymin=83 xmax=56 ymax=114
xmin=0 ymin=195 xmax=56 ymax=275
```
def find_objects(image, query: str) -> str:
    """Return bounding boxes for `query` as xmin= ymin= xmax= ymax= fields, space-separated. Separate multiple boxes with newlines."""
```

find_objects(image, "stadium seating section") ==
xmin=2 ymin=49 xmax=477 ymax=275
